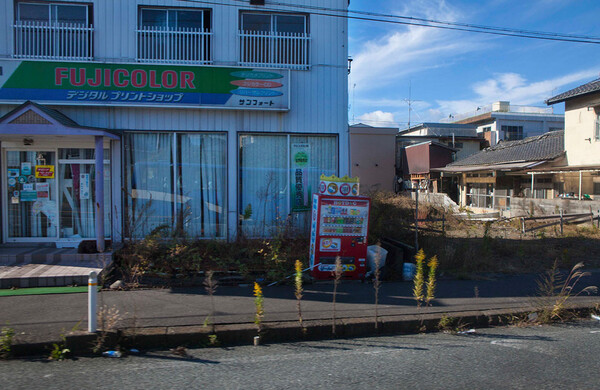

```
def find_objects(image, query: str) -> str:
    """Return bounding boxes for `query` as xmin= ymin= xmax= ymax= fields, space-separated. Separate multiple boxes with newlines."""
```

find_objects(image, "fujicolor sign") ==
xmin=0 ymin=60 xmax=289 ymax=110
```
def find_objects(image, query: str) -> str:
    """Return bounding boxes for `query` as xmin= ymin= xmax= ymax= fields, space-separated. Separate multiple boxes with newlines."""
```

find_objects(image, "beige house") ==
xmin=545 ymin=78 xmax=600 ymax=199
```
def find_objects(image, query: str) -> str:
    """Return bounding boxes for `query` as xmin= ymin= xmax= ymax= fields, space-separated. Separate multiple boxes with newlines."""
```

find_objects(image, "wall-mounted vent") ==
xmin=250 ymin=0 xmax=265 ymax=5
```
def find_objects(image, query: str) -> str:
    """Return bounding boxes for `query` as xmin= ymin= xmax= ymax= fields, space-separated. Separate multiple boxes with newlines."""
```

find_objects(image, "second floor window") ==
xmin=137 ymin=8 xmax=212 ymax=64
xmin=239 ymin=12 xmax=310 ymax=69
xmin=502 ymin=125 xmax=524 ymax=141
xmin=14 ymin=2 xmax=93 ymax=60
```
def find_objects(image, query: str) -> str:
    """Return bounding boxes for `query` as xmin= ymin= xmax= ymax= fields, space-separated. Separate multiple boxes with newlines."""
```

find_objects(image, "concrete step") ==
xmin=0 ymin=246 xmax=112 ymax=288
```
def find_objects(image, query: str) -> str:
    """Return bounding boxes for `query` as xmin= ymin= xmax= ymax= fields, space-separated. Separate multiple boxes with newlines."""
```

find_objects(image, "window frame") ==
xmin=240 ymin=11 xmax=308 ymax=34
xmin=16 ymin=1 xmax=92 ymax=26
xmin=238 ymin=133 xmax=338 ymax=236
xmin=123 ymin=131 xmax=227 ymax=239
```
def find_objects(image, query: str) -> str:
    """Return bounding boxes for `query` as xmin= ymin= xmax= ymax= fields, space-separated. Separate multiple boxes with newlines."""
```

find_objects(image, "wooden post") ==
xmin=591 ymin=206 xmax=594 ymax=226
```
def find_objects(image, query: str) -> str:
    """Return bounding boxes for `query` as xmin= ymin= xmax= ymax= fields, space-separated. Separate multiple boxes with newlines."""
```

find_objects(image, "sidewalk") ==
xmin=2 ymin=272 xmax=599 ymax=356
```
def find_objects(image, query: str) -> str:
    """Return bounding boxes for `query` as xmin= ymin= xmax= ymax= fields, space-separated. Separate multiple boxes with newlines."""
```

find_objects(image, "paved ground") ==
xmin=2 ymin=270 xmax=599 ymax=351
xmin=2 ymin=321 xmax=599 ymax=389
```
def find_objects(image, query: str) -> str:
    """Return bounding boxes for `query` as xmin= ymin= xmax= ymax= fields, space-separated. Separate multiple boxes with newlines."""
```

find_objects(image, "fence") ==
xmin=137 ymin=26 xmax=212 ymax=64
xmin=521 ymin=210 xmax=600 ymax=235
xmin=14 ymin=21 xmax=94 ymax=60
xmin=239 ymin=30 xmax=310 ymax=69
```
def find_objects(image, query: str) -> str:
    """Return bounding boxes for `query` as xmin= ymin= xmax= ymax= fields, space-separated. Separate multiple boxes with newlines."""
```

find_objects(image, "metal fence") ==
xmin=239 ymin=30 xmax=310 ymax=69
xmin=137 ymin=26 xmax=212 ymax=64
xmin=14 ymin=21 xmax=94 ymax=60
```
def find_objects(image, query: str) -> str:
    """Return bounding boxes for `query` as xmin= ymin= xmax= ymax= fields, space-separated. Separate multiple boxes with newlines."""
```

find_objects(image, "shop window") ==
xmin=137 ymin=8 xmax=212 ymax=64
xmin=124 ymin=132 xmax=226 ymax=238
xmin=594 ymin=182 xmax=600 ymax=195
xmin=239 ymin=12 xmax=310 ymax=69
xmin=239 ymin=134 xmax=337 ymax=236
xmin=14 ymin=2 xmax=93 ymax=60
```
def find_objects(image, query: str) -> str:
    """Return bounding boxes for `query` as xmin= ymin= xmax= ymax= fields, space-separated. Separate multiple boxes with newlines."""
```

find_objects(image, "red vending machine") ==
xmin=309 ymin=192 xmax=371 ymax=280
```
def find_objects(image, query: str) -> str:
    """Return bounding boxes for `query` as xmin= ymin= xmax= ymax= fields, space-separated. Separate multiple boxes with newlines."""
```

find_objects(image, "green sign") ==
xmin=0 ymin=60 xmax=289 ymax=110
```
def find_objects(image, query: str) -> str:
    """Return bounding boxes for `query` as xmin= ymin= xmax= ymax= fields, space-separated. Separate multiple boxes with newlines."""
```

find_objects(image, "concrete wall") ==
xmin=507 ymin=197 xmax=600 ymax=218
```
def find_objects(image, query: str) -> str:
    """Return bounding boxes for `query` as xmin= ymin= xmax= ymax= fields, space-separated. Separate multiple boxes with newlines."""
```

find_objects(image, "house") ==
xmin=349 ymin=123 xmax=397 ymax=193
xmin=545 ymin=78 xmax=600 ymax=199
xmin=436 ymin=131 xmax=565 ymax=210
xmin=0 ymin=0 xmax=350 ymax=249
xmin=443 ymin=101 xmax=564 ymax=146
xmin=397 ymin=122 xmax=484 ymax=162
xmin=401 ymin=141 xmax=456 ymax=194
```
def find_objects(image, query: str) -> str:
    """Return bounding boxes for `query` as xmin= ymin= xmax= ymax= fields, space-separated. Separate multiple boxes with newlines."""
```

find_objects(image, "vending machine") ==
xmin=309 ymin=176 xmax=371 ymax=280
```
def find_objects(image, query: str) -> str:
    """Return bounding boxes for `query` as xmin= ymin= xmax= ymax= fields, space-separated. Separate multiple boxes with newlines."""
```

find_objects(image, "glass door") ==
xmin=5 ymin=150 xmax=58 ymax=240
xmin=58 ymin=148 xmax=111 ymax=239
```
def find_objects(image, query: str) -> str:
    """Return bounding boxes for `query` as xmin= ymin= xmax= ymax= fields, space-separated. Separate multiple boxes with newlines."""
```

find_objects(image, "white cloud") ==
xmin=433 ymin=68 xmax=600 ymax=119
xmin=350 ymin=0 xmax=482 ymax=93
xmin=356 ymin=110 xmax=398 ymax=127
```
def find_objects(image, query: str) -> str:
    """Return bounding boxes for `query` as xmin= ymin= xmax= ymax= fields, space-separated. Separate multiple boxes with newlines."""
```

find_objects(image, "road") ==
xmin=2 ymin=319 xmax=599 ymax=389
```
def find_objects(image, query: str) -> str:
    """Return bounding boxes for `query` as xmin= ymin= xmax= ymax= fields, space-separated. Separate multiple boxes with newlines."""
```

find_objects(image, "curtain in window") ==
xmin=178 ymin=133 xmax=226 ymax=237
xmin=240 ymin=135 xmax=288 ymax=236
xmin=125 ymin=133 xmax=174 ymax=237
xmin=239 ymin=135 xmax=337 ymax=236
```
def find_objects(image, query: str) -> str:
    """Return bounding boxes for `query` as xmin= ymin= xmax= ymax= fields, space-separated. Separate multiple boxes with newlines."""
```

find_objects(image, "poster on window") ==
xmin=80 ymin=173 xmax=90 ymax=200
xmin=291 ymin=143 xmax=310 ymax=212
xmin=35 ymin=165 xmax=55 ymax=179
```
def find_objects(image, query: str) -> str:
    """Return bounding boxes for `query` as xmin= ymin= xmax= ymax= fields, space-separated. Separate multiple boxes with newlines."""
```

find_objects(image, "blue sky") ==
xmin=347 ymin=0 xmax=600 ymax=128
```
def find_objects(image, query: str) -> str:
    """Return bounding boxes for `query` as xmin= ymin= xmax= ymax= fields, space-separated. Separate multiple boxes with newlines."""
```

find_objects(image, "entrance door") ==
xmin=5 ymin=150 xmax=58 ymax=240
xmin=58 ymin=148 xmax=111 ymax=239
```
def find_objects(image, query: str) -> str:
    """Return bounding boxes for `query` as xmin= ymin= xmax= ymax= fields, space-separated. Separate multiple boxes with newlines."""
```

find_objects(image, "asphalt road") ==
xmin=2 ymin=319 xmax=599 ymax=389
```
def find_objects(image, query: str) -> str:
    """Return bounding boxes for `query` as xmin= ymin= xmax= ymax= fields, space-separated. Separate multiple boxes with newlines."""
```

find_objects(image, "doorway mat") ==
xmin=0 ymin=286 xmax=99 ymax=297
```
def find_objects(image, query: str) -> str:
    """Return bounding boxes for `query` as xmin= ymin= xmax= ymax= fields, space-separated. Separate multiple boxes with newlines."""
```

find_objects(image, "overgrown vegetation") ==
xmin=533 ymin=260 xmax=598 ymax=323
xmin=111 ymin=191 xmax=600 ymax=286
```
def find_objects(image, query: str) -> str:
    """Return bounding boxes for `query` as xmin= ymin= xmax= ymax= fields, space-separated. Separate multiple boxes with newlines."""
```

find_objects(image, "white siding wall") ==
xmin=0 ymin=0 xmax=349 ymax=240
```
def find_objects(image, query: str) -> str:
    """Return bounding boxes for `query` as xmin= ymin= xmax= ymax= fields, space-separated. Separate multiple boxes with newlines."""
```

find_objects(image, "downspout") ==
xmin=530 ymin=173 xmax=535 ymax=199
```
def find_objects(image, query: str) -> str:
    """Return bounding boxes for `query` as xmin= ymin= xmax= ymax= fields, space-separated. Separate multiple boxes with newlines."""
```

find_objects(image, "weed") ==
xmin=294 ymin=260 xmax=304 ymax=332
xmin=94 ymin=305 xmax=122 ymax=354
xmin=413 ymin=249 xmax=425 ymax=307
xmin=49 ymin=334 xmax=70 ymax=361
xmin=425 ymin=255 xmax=438 ymax=306
xmin=437 ymin=315 xmax=467 ymax=334
xmin=253 ymin=282 xmax=264 ymax=335
xmin=203 ymin=270 xmax=218 ymax=335
xmin=0 ymin=326 xmax=15 ymax=359
xmin=332 ymin=256 xmax=343 ymax=336
xmin=373 ymin=245 xmax=382 ymax=330
xmin=208 ymin=334 xmax=219 ymax=346
xmin=534 ymin=260 xmax=598 ymax=323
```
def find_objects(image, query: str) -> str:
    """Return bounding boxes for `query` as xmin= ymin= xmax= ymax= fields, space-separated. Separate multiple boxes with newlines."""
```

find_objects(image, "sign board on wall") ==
xmin=291 ymin=143 xmax=311 ymax=212
xmin=0 ymin=60 xmax=290 ymax=111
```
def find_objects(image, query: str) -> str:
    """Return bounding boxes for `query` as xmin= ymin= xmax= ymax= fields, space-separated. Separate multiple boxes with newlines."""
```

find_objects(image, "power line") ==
xmin=177 ymin=0 xmax=600 ymax=44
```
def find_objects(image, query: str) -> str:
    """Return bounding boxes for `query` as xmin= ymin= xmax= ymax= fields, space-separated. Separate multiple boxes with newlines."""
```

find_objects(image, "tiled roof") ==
xmin=546 ymin=78 xmax=600 ymax=105
xmin=448 ymin=130 xmax=564 ymax=167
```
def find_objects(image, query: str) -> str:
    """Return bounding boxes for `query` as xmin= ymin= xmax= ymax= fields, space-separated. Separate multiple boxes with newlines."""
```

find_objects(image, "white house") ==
xmin=0 ymin=0 xmax=350 ymax=249
xmin=443 ymin=101 xmax=564 ymax=146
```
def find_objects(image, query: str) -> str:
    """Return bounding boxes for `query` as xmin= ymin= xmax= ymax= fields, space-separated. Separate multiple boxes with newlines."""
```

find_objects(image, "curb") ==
xmin=8 ymin=303 xmax=598 ymax=358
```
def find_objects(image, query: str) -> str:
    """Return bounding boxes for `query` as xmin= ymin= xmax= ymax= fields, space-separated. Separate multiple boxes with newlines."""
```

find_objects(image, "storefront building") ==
xmin=0 ymin=0 xmax=349 ymax=248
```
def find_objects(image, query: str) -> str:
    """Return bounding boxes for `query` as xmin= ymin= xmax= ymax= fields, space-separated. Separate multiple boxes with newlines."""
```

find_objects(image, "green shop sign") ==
xmin=0 ymin=60 xmax=289 ymax=110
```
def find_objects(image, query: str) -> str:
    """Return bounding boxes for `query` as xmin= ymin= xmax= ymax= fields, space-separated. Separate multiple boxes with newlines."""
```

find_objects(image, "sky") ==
xmin=347 ymin=0 xmax=600 ymax=128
